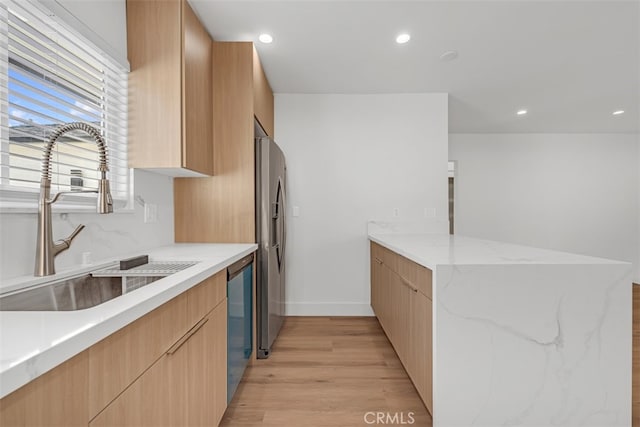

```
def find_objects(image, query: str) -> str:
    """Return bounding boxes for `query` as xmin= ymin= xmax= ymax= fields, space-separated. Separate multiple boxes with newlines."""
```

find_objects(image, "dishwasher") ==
xmin=226 ymin=254 xmax=253 ymax=403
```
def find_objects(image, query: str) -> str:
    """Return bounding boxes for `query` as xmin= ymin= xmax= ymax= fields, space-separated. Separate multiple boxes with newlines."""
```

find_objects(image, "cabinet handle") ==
xmin=166 ymin=317 xmax=209 ymax=355
xmin=400 ymin=277 xmax=418 ymax=293
xmin=374 ymin=258 xmax=383 ymax=265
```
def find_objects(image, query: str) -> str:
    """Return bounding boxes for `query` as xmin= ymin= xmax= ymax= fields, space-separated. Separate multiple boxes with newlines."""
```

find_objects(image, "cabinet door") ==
xmin=90 ymin=338 xmax=190 ymax=426
xmin=252 ymin=46 xmax=274 ymax=137
xmin=127 ymin=0 xmax=182 ymax=170
xmin=90 ymin=302 xmax=227 ymax=427
xmin=377 ymin=262 xmax=393 ymax=332
xmin=88 ymin=292 xmax=188 ymax=418
xmin=633 ymin=285 xmax=640 ymax=425
xmin=392 ymin=273 xmax=412 ymax=367
xmin=370 ymin=243 xmax=384 ymax=317
xmin=410 ymin=292 xmax=433 ymax=413
xmin=0 ymin=352 xmax=88 ymax=426
xmin=183 ymin=0 xmax=213 ymax=175
xmin=187 ymin=301 xmax=228 ymax=426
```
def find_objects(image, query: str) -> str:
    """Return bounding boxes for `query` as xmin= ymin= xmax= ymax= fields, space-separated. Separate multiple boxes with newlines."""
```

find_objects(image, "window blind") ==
xmin=0 ymin=0 xmax=129 ymax=203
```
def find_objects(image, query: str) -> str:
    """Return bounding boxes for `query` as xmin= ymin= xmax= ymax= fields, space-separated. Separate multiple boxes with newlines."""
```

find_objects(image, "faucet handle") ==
xmin=66 ymin=224 xmax=85 ymax=244
xmin=53 ymin=224 xmax=86 ymax=256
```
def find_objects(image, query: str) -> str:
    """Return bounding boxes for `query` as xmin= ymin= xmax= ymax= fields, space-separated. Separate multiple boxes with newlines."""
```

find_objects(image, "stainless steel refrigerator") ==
xmin=255 ymin=129 xmax=286 ymax=359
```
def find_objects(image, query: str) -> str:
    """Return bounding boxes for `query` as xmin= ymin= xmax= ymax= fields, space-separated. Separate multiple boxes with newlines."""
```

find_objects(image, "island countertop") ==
xmin=368 ymin=233 xmax=629 ymax=270
xmin=368 ymin=231 xmax=633 ymax=426
xmin=0 ymin=243 xmax=257 ymax=399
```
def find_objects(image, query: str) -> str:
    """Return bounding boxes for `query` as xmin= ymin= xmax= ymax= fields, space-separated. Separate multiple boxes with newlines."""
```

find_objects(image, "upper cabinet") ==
xmin=127 ymin=0 xmax=213 ymax=176
xmin=174 ymin=42 xmax=274 ymax=243
xmin=252 ymin=48 xmax=274 ymax=137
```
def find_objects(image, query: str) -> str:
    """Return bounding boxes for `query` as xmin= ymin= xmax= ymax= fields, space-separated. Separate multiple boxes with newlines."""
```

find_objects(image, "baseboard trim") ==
xmin=285 ymin=302 xmax=374 ymax=316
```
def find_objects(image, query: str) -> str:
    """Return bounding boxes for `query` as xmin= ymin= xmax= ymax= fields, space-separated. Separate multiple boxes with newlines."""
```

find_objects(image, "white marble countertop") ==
xmin=368 ymin=233 xmax=629 ymax=270
xmin=0 ymin=243 xmax=257 ymax=399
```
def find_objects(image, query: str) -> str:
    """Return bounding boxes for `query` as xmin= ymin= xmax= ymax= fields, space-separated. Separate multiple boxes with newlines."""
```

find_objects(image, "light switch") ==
xmin=292 ymin=206 xmax=300 ymax=217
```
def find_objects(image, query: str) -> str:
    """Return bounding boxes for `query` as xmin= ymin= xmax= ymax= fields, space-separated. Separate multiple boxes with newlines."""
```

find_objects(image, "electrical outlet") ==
xmin=292 ymin=206 xmax=300 ymax=217
xmin=424 ymin=207 xmax=436 ymax=218
xmin=393 ymin=208 xmax=400 ymax=217
xmin=144 ymin=203 xmax=158 ymax=223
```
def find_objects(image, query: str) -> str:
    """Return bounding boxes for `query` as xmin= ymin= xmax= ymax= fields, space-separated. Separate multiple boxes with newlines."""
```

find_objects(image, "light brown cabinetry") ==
xmin=0 ymin=270 xmax=230 ymax=427
xmin=252 ymin=47 xmax=274 ymax=137
xmin=90 ymin=302 xmax=227 ymax=427
xmin=127 ymin=0 xmax=213 ymax=176
xmin=370 ymin=241 xmax=433 ymax=414
xmin=633 ymin=283 xmax=639 ymax=426
xmin=88 ymin=291 xmax=189 ymax=418
xmin=174 ymin=42 xmax=274 ymax=243
xmin=0 ymin=352 xmax=89 ymax=426
xmin=409 ymin=290 xmax=433 ymax=410
xmin=91 ymin=270 xmax=227 ymax=426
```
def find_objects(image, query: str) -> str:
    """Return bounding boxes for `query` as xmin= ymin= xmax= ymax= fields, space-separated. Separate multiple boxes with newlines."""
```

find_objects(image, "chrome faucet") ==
xmin=35 ymin=122 xmax=113 ymax=277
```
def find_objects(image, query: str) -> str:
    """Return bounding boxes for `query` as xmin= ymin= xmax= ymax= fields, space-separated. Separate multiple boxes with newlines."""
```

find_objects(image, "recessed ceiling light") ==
xmin=440 ymin=50 xmax=458 ymax=62
xmin=612 ymin=110 xmax=625 ymax=115
xmin=258 ymin=34 xmax=273 ymax=44
xmin=396 ymin=34 xmax=411 ymax=44
xmin=517 ymin=109 xmax=528 ymax=116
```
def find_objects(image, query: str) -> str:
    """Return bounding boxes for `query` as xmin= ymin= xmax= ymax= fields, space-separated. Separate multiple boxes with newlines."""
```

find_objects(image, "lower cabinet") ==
xmin=633 ymin=284 xmax=639 ymax=426
xmin=0 ymin=351 xmax=89 ymax=426
xmin=0 ymin=270 xmax=230 ymax=427
xmin=90 ymin=301 xmax=227 ymax=427
xmin=370 ymin=242 xmax=433 ymax=414
xmin=409 ymin=290 xmax=433 ymax=410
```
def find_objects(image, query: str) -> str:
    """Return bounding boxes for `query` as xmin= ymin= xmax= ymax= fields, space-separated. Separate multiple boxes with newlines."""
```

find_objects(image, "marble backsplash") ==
xmin=0 ymin=169 xmax=174 ymax=282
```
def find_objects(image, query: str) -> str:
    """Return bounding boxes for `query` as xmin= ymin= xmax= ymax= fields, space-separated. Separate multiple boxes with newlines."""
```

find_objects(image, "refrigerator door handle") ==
xmin=271 ymin=202 xmax=279 ymax=248
xmin=280 ymin=183 xmax=286 ymax=264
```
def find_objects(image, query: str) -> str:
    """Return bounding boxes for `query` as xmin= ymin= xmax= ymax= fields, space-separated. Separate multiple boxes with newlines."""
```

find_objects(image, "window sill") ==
xmin=0 ymin=188 xmax=132 ymax=214
xmin=0 ymin=203 xmax=134 ymax=214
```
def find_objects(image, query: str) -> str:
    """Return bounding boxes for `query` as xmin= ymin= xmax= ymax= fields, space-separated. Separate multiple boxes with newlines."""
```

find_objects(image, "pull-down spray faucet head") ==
xmin=97 ymin=168 xmax=113 ymax=214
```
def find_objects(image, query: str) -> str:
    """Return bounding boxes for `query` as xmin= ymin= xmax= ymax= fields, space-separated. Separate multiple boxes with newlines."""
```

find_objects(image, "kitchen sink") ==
xmin=0 ymin=260 xmax=199 ymax=311
xmin=0 ymin=274 xmax=162 ymax=311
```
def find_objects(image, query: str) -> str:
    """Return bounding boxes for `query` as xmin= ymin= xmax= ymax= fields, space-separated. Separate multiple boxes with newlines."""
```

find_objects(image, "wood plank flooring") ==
xmin=220 ymin=316 xmax=432 ymax=426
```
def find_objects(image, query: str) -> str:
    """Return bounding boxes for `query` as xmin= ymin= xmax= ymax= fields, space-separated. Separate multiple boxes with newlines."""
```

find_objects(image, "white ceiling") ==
xmin=189 ymin=0 xmax=640 ymax=133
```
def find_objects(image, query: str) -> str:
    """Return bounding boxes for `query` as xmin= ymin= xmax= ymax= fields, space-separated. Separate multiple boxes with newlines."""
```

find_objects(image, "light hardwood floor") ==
xmin=220 ymin=317 xmax=432 ymax=426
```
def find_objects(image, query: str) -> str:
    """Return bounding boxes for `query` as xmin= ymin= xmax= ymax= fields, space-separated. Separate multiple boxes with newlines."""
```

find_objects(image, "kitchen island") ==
xmin=369 ymin=231 xmax=633 ymax=427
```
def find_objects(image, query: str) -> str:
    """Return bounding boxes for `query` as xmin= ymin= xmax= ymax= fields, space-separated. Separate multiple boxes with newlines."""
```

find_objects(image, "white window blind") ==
xmin=0 ymin=0 xmax=129 ymax=207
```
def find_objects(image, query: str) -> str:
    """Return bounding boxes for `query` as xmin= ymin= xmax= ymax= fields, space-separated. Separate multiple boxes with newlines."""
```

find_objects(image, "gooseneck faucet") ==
xmin=35 ymin=122 xmax=113 ymax=276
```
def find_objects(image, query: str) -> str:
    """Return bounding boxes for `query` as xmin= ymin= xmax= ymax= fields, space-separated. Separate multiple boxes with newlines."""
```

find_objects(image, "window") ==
xmin=0 ymin=0 xmax=129 ymax=209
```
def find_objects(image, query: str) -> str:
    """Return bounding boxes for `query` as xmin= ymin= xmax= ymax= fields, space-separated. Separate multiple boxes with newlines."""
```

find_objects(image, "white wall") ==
xmin=0 ymin=1 xmax=175 ymax=281
xmin=0 ymin=170 xmax=174 ymax=281
xmin=449 ymin=133 xmax=640 ymax=282
xmin=54 ymin=0 xmax=127 ymax=60
xmin=275 ymin=94 xmax=449 ymax=315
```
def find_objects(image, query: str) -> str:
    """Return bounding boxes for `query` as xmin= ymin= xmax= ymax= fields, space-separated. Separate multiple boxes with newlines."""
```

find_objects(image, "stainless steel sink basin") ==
xmin=0 ymin=274 xmax=161 ymax=311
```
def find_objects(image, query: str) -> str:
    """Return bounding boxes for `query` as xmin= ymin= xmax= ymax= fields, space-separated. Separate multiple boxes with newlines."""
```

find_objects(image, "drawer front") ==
xmin=379 ymin=245 xmax=398 ymax=272
xmin=187 ymin=271 xmax=226 ymax=327
xmin=371 ymin=241 xmax=432 ymax=299
xmin=88 ymin=292 xmax=189 ymax=419
xmin=397 ymin=255 xmax=432 ymax=300
xmin=371 ymin=241 xmax=384 ymax=265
